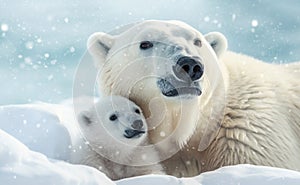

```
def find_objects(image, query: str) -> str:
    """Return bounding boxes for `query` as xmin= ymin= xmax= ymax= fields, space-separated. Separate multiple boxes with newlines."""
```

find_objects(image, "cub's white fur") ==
xmin=75 ymin=96 xmax=162 ymax=180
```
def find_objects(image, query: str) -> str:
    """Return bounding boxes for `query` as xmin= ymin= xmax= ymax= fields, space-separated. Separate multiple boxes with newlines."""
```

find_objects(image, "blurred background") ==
xmin=0 ymin=0 xmax=299 ymax=105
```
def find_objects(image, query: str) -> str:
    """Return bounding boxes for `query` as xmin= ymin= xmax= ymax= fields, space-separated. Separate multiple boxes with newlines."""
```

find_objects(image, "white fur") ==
xmin=88 ymin=20 xmax=300 ymax=177
xmin=73 ymin=96 xmax=163 ymax=180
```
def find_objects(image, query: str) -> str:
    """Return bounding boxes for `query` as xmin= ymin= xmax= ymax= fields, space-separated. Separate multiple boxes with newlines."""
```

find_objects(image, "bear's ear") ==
xmin=87 ymin=32 xmax=115 ymax=68
xmin=204 ymin=32 xmax=227 ymax=58
xmin=78 ymin=111 xmax=93 ymax=126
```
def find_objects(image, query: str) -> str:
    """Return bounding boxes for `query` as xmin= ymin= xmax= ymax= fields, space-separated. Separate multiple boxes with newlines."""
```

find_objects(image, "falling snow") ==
xmin=44 ymin=53 xmax=50 ymax=58
xmin=232 ymin=14 xmax=236 ymax=21
xmin=204 ymin=16 xmax=210 ymax=22
xmin=47 ymin=74 xmax=54 ymax=81
xmin=37 ymin=38 xmax=42 ymax=43
xmin=25 ymin=41 xmax=34 ymax=50
xmin=1 ymin=23 xmax=8 ymax=32
xmin=251 ymin=19 xmax=259 ymax=27
xmin=69 ymin=46 xmax=75 ymax=53
xmin=64 ymin=17 xmax=69 ymax=23
xmin=160 ymin=131 xmax=166 ymax=137
xmin=24 ymin=57 xmax=32 ymax=65
xmin=50 ymin=60 xmax=57 ymax=65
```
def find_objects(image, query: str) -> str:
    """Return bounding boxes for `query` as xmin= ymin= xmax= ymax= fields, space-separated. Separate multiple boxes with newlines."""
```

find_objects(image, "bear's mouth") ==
xmin=157 ymin=77 xmax=202 ymax=97
xmin=123 ymin=129 xmax=145 ymax=139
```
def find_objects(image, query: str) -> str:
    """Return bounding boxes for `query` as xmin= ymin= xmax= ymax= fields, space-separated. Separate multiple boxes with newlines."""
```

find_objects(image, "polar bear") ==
xmin=75 ymin=96 xmax=163 ymax=180
xmin=87 ymin=20 xmax=300 ymax=177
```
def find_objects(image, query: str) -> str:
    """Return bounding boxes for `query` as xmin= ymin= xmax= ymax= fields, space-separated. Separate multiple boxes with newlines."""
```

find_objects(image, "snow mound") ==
xmin=194 ymin=164 xmax=300 ymax=185
xmin=1 ymin=102 xmax=300 ymax=185
xmin=116 ymin=165 xmax=300 ymax=185
xmin=0 ymin=104 xmax=72 ymax=160
xmin=0 ymin=129 xmax=114 ymax=185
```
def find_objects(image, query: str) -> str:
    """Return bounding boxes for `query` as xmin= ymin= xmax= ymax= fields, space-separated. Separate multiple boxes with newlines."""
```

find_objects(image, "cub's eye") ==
xmin=140 ymin=41 xmax=153 ymax=50
xmin=194 ymin=39 xmax=202 ymax=47
xmin=135 ymin=108 xmax=141 ymax=114
xmin=109 ymin=114 xmax=118 ymax=121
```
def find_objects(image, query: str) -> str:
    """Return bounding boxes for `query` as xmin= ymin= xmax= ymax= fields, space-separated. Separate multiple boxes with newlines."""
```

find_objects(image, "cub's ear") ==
xmin=78 ymin=111 xmax=93 ymax=126
xmin=87 ymin=32 xmax=115 ymax=68
xmin=204 ymin=32 xmax=227 ymax=58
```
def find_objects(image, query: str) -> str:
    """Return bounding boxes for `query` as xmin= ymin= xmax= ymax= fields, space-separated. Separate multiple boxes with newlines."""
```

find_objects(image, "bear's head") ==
xmin=87 ymin=20 xmax=228 ymax=149
xmin=78 ymin=96 xmax=149 ymax=164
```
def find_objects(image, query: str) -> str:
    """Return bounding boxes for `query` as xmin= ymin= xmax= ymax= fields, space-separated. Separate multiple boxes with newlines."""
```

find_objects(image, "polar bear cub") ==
xmin=76 ymin=96 xmax=163 ymax=180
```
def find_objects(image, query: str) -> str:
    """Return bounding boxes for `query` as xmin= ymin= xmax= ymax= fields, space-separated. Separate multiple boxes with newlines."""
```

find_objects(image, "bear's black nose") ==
xmin=173 ymin=56 xmax=204 ymax=82
xmin=131 ymin=119 xmax=143 ymax=130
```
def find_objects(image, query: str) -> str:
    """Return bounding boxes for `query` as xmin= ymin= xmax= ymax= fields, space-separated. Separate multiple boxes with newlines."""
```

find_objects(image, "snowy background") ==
xmin=0 ymin=0 xmax=300 ymax=105
xmin=1 ymin=0 xmax=300 ymax=184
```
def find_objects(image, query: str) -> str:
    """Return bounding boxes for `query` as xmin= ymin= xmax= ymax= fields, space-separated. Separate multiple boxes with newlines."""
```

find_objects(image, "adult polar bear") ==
xmin=87 ymin=20 xmax=300 ymax=177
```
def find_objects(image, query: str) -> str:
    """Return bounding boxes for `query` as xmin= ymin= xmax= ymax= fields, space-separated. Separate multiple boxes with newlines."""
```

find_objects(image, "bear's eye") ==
xmin=135 ymin=108 xmax=141 ymax=114
xmin=140 ymin=41 xmax=153 ymax=50
xmin=194 ymin=39 xmax=202 ymax=47
xmin=109 ymin=114 xmax=118 ymax=121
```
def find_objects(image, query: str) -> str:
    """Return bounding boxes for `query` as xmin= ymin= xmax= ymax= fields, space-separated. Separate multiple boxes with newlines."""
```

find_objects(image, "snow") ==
xmin=0 ymin=0 xmax=300 ymax=184
xmin=251 ymin=20 xmax=259 ymax=27
xmin=1 ymin=103 xmax=300 ymax=185
xmin=0 ymin=104 xmax=73 ymax=161
xmin=0 ymin=129 xmax=114 ymax=185
xmin=195 ymin=165 xmax=300 ymax=185
xmin=117 ymin=165 xmax=300 ymax=185
xmin=1 ymin=23 xmax=9 ymax=32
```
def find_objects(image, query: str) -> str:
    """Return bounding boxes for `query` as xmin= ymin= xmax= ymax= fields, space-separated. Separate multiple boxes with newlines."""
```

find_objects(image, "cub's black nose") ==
xmin=173 ymin=56 xmax=204 ymax=81
xmin=131 ymin=119 xmax=143 ymax=130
